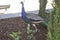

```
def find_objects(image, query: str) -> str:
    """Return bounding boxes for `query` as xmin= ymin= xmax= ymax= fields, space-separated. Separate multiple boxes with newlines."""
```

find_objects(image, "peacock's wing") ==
xmin=26 ymin=13 xmax=44 ymax=21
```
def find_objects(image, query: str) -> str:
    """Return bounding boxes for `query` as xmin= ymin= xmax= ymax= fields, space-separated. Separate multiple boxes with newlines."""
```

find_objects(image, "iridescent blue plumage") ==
xmin=21 ymin=2 xmax=32 ymax=24
xmin=21 ymin=2 xmax=26 ymax=18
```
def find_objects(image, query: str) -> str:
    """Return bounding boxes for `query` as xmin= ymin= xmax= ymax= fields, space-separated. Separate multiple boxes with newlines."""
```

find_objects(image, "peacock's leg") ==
xmin=27 ymin=24 xmax=32 ymax=34
xmin=27 ymin=24 xmax=38 ymax=33
xmin=27 ymin=24 xmax=30 ymax=30
xmin=32 ymin=24 xmax=38 ymax=32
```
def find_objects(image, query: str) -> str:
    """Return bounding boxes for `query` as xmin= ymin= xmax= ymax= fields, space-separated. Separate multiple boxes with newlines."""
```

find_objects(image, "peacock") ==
xmin=21 ymin=1 xmax=48 ymax=32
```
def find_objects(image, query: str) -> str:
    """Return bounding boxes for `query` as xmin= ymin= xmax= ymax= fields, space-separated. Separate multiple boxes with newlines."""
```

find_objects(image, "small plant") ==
xmin=10 ymin=31 xmax=21 ymax=40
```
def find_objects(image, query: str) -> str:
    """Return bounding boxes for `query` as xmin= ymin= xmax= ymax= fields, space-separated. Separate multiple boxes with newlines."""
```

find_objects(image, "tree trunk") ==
xmin=39 ymin=0 xmax=47 ymax=18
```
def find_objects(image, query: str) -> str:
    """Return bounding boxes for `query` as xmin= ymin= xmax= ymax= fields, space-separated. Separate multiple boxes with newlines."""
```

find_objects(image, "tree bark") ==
xmin=39 ymin=0 xmax=47 ymax=17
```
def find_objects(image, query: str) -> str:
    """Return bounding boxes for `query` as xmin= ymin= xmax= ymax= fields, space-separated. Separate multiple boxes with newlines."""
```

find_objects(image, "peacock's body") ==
xmin=21 ymin=1 xmax=47 ymax=32
xmin=21 ymin=1 xmax=44 ymax=23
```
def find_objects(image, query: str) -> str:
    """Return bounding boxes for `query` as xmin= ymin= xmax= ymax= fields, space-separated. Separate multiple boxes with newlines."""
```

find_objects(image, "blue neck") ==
xmin=21 ymin=2 xmax=26 ymax=18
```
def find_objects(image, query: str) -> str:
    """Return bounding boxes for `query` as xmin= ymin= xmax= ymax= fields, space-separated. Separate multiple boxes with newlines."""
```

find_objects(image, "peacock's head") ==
xmin=21 ymin=1 xmax=24 ymax=4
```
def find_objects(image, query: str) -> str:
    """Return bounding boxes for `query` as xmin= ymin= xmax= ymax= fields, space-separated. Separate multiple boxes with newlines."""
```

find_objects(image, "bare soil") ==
xmin=0 ymin=17 xmax=47 ymax=40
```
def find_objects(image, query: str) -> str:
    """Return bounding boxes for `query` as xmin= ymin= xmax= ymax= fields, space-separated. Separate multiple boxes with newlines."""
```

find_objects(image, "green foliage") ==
xmin=55 ymin=0 xmax=60 ymax=6
xmin=47 ymin=0 xmax=60 ymax=40
xmin=10 ymin=31 xmax=21 ymax=40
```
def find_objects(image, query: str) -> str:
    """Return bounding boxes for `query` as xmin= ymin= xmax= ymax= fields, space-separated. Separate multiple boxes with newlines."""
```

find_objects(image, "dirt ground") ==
xmin=0 ymin=17 xmax=47 ymax=40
